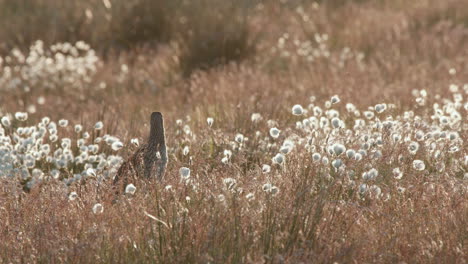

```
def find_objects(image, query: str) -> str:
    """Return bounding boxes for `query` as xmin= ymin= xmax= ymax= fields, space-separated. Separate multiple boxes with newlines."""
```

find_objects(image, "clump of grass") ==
xmin=0 ymin=0 xmax=468 ymax=263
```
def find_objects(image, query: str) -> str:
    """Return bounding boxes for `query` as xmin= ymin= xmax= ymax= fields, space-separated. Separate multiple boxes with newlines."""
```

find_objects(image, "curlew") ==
xmin=113 ymin=112 xmax=167 ymax=193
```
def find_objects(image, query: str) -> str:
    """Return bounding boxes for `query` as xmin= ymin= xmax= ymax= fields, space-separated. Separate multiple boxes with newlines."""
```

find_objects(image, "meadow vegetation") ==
xmin=0 ymin=0 xmax=467 ymax=263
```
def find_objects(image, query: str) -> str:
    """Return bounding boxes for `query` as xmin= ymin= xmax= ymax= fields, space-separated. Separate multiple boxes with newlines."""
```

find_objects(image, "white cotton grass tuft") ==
xmin=223 ymin=149 xmax=232 ymax=158
xmin=269 ymin=127 xmax=281 ymax=138
xmin=262 ymin=164 xmax=271 ymax=174
xmin=28 ymin=104 xmax=36 ymax=113
xmin=448 ymin=132 xmax=458 ymax=141
xmin=92 ymin=203 xmax=104 ymax=214
xmin=235 ymin=133 xmax=244 ymax=143
xmin=346 ymin=149 xmax=356 ymax=159
xmin=393 ymin=167 xmax=403 ymax=180
xmin=312 ymin=153 xmax=321 ymax=162
xmin=94 ymin=121 xmax=104 ymax=130
xmin=125 ymin=184 xmax=137 ymax=195
xmin=359 ymin=184 xmax=368 ymax=194
xmin=331 ymin=143 xmax=346 ymax=156
xmin=331 ymin=117 xmax=342 ymax=129
xmin=262 ymin=183 xmax=279 ymax=195
xmin=1 ymin=116 xmax=11 ymax=127
xmin=182 ymin=146 xmax=190 ymax=156
xmin=272 ymin=153 xmax=285 ymax=165
xmin=37 ymin=96 xmax=46 ymax=105
xmin=111 ymin=141 xmax=124 ymax=151
xmin=397 ymin=186 xmax=406 ymax=194
xmin=51 ymin=170 xmax=60 ymax=179
xmin=292 ymin=104 xmax=304 ymax=115
xmin=245 ymin=193 xmax=255 ymax=201
xmin=331 ymin=95 xmax=340 ymax=104
xmin=58 ymin=119 xmax=69 ymax=127
xmin=74 ymin=124 xmax=83 ymax=133
xmin=68 ymin=192 xmax=78 ymax=201
xmin=207 ymin=117 xmax=214 ymax=127
xmin=408 ymin=141 xmax=419 ymax=155
xmin=85 ymin=168 xmax=96 ymax=177
xmin=179 ymin=167 xmax=191 ymax=179
xmin=370 ymin=185 xmax=382 ymax=198
xmin=332 ymin=159 xmax=343 ymax=169
xmin=362 ymin=168 xmax=378 ymax=180
xmin=412 ymin=160 xmax=425 ymax=171
xmin=322 ymin=156 xmax=329 ymax=165
xmin=280 ymin=140 xmax=294 ymax=154
xmin=251 ymin=113 xmax=262 ymax=123
xmin=374 ymin=104 xmax=387 ymax=113
xmin=223 ymin=178 xmax=237 ymax=190
xmin=15 ymin=112 xmax=28 ymax=121
xmin=131 ymin=138 xmax=140 ymax=147
xmin=363 ymin=111 xmax=374 ymax=120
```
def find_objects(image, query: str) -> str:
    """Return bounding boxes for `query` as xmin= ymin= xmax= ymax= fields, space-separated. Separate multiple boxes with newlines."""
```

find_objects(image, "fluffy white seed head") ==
xmin=86 ymin=168 xmax=96 ymax=177
xmin=312 ymin=153 xmax=321 ymax=162
xmin=182 ymin=146 xmax=190 ymax=156
xmin=331 ymin=95 xmax=340 ymax=104
xmin=94 ymin=121 xmax=104 ymax=130
xmin=74 ymin=124 xmax=83 ymax=133
xmin=292 ymin=104 xmax=304 ymax=115
xmin=393 ymin=167 xmax=403 ymax=180
xmin=332 ymin=159 xmax=343 ymax=169
xmin=179 ymin=167 xmax=191 ymax=179
xmin=359 ymin=184 xmax=368 ymax=194
xmin=346 ymin=149 xmax=356 ymax=159
xmin=1 ymin=116 xmax=11 ymax=127
xmin=131 ymin=138 xmax=139 ymax=147
xmin=207 ymin=117 xmax=214 ymax=127
xmin=251 ymin=113 xmax=262 ymax=123
xmin=408 ymin=141 xmax=419 ymax=155
xmin=262 ymin=164 xmax=271 ymax=173
xmin=269 ymin=127 xmax=281 ymax=138
xmin=331 ymin=117 xmax=342 ymax=129
xmin=223 ymin=178 xmax=237 ymax=190
xmin=413 ymin=160 xmax=425 ymax=171
xmin=92 ymin=203 xmax=104 ymax=214
xmin=332 ymin=143 xmax=346 ymax=156
xmin=111 ymin=141 xmax=124 ymax=151
xmin=272 ymin=153 xmax=285 ymax=165
xmin=263 ymin=183 xmax=279 ymax=195
xmin=322 ymin=156 xmax=329 ymax=165
xmin=58 ymin=119 xmax=69 ymax=127
xmin=68 ymin=192 xmax=78 ymax=201
xmin=125 ymin=184 xmax=137 ymax=195
xmin=223 ymin=149 xmax=232 ymax=159
xmin=15 ymin=112 xmax=28 ymax=121
xmin=375 ymin=104 xmax=387 ymax=113
xmin=235 ymin=133 xmax=244 ymax=143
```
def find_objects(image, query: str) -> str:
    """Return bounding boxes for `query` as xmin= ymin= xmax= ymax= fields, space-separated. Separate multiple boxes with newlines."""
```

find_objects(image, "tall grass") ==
xmin=0 ymin=0 xmax=467 ymax=263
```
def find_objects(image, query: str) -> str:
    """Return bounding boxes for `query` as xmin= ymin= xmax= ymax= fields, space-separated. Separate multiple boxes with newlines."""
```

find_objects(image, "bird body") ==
xmin=113 ymin=112 xmax=167 ymax=193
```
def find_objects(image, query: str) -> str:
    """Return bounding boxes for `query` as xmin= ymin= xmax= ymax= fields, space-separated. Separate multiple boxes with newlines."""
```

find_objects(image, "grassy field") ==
xmin=0 ymin=0 xmax=467 ymax=263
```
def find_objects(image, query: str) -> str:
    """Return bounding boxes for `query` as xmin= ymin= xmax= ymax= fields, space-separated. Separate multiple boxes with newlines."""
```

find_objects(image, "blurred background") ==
xmin=0 ymin=0 xmax=467 ymax=134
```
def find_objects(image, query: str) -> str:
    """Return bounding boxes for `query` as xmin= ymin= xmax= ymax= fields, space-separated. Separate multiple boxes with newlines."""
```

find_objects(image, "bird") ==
xmin=112 ymin=112 xmax=167 ymax=194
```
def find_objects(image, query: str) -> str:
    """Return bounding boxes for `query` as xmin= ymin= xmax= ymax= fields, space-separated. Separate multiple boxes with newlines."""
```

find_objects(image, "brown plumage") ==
xmin=113 ymin=112 xmax=167 ymax=194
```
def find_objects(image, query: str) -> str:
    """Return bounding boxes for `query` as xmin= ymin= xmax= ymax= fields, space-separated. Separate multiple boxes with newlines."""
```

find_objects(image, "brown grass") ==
xmin=0 ymin=0 xmax=467 ymax=263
